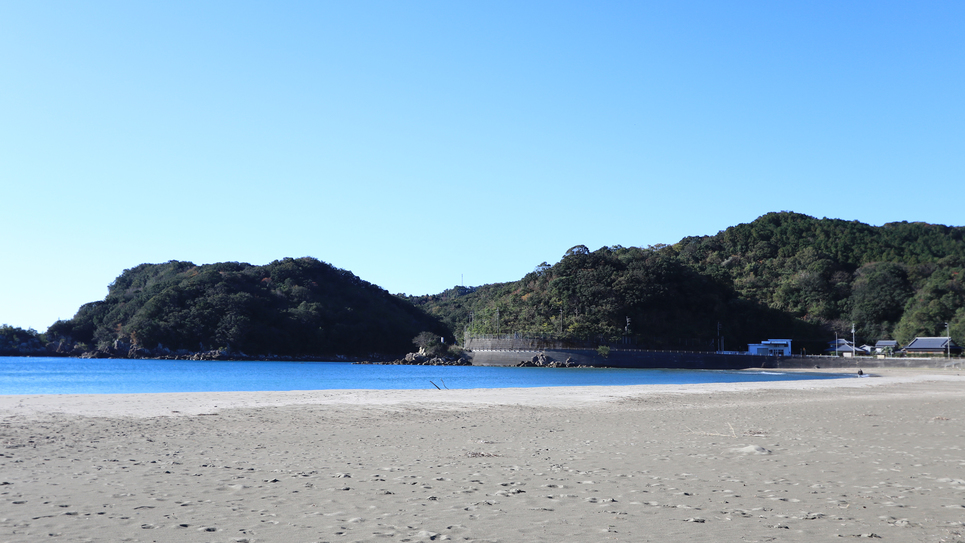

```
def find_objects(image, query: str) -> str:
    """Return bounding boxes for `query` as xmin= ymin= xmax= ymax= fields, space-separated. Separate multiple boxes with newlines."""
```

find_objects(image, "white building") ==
xmin=747 ymin=339 xmax=792 ymax=356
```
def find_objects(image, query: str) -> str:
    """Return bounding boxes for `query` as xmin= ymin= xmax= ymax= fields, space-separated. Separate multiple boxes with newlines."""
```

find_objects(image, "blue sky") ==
xmin=2 ymin=1 xmax=963 ymax=331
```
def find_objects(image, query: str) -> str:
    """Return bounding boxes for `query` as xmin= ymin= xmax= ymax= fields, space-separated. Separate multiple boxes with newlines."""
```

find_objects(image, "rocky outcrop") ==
xmin=359 ymin=351 xmax=472 ymax=366
xmin=40 ymin=339 xmax=90 ymax=357
xmin=30 ymin=336 xmax=455 ymax=364
xmin=514 ymin=353 xmax=583 ymax=368
xmin=79 ymin=350 xmax=110 ymax=359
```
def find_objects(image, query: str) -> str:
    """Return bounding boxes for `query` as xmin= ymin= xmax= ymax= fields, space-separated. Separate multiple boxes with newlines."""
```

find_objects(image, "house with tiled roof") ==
xmin=902 ymin=337 xmax=961 ymax=355
xmin=825 ymin=338 xmax=863 ymax=357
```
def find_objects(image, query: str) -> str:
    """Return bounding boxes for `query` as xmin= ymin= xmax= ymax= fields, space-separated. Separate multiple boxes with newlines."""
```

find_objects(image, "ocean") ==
xmin=0 ymin=356 xmax=853 ymax=395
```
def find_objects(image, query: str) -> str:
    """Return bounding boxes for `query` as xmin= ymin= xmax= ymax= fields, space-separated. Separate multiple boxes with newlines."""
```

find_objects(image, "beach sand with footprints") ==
xmin=2 ymin=368 xmax=964 ymax=542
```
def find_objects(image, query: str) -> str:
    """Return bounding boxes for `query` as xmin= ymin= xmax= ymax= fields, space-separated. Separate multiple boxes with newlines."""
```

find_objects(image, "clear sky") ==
xmin=2 ymin=1 xmax=963 ymax=332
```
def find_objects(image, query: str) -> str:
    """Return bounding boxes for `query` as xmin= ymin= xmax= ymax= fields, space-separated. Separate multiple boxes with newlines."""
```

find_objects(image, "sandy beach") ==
xmin=2 ymin=368 xmax=964 ymax=542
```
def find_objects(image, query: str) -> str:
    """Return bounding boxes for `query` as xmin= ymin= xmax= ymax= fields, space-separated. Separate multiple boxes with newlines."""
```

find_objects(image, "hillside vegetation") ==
xmin=47 ymin=257 xmax=449 ymax=357
xmin=0 ymin=325 xmax=46 ymax=356
xmin=410 ymin=213 xmax=965 ymax=352
xmin=7 ymin=212 xmax=963 ymax=359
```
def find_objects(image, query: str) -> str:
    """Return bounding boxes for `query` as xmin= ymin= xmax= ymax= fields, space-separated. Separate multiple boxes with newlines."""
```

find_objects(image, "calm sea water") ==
xmin=0 ymin=356 xmax=852 ymax=395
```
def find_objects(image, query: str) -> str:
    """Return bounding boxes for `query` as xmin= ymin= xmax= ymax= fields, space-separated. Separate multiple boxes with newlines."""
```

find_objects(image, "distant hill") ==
xmin=47 ymin=257 xmax=449 ymax=357
xmin=409 ymin=212 xmax=965 ymax=352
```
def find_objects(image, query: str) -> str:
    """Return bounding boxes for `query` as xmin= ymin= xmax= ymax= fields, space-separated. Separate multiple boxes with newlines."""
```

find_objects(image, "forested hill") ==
xmin=409 ymin=212 xmax=965 ymax=351
xmin=47 ymin=257 xmax=449 ymax=357
xmin=675 ymin=213 xmax=965 ymax=344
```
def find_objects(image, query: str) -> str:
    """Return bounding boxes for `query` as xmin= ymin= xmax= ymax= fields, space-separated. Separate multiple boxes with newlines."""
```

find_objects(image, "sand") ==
xmin=1 ymin=368 xmax=964 ymax=542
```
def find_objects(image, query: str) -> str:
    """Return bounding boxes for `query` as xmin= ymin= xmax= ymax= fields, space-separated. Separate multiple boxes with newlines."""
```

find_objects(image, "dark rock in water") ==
xmin=370 ymin=352 xmax=471 ymax=366
xmin=515 ymin=353 xmax=582 ymax=368
xmin=522 ymin=353 xmax=554 ymax=366
xmin=405 ymin=352 xmax=427 ymax=364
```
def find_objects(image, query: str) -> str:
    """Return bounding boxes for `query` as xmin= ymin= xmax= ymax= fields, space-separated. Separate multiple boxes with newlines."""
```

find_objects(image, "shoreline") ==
xmin=1 ymin=367 xmax=961 ymax=418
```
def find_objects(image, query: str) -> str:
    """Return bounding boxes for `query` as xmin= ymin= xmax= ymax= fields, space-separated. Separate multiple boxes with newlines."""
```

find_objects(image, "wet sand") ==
xmin=2 ymin=368 xmax=964 ymax=542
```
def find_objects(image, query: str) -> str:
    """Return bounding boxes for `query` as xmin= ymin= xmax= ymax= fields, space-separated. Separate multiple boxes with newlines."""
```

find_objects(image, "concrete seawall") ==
xmin=467 ymin=348 xmax=960 ymax=370
xmin=763 ymin=356 xmax=962 ymax=370
xmin=469 ymin=348 xmax=777 ymax=369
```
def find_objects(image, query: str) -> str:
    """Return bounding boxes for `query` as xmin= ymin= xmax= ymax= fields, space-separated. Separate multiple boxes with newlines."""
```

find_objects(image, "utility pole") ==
xmin=945 ymin=322 xmax=952 ymax=359
xmin=852 ymin=323 xmax=856 ymax=359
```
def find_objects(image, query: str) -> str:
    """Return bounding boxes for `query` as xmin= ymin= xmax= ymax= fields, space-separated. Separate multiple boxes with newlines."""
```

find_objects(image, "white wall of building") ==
xmin=747 ymin=339 xmax=792 ymax=356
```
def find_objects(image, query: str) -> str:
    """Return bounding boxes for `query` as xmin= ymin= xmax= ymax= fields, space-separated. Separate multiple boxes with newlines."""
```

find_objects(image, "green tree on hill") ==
xmin=47 ymin=257 xmax=449 ymax=357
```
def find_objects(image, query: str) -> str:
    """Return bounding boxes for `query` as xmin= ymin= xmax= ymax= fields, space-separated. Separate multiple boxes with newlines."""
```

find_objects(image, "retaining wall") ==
xmin=763 ymin=356 xmax=962 ymax=370
xmin=469 ymin=348 xmax=777 ymax=369
xmin=467 ymin=347 xmax=961 ymax=370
